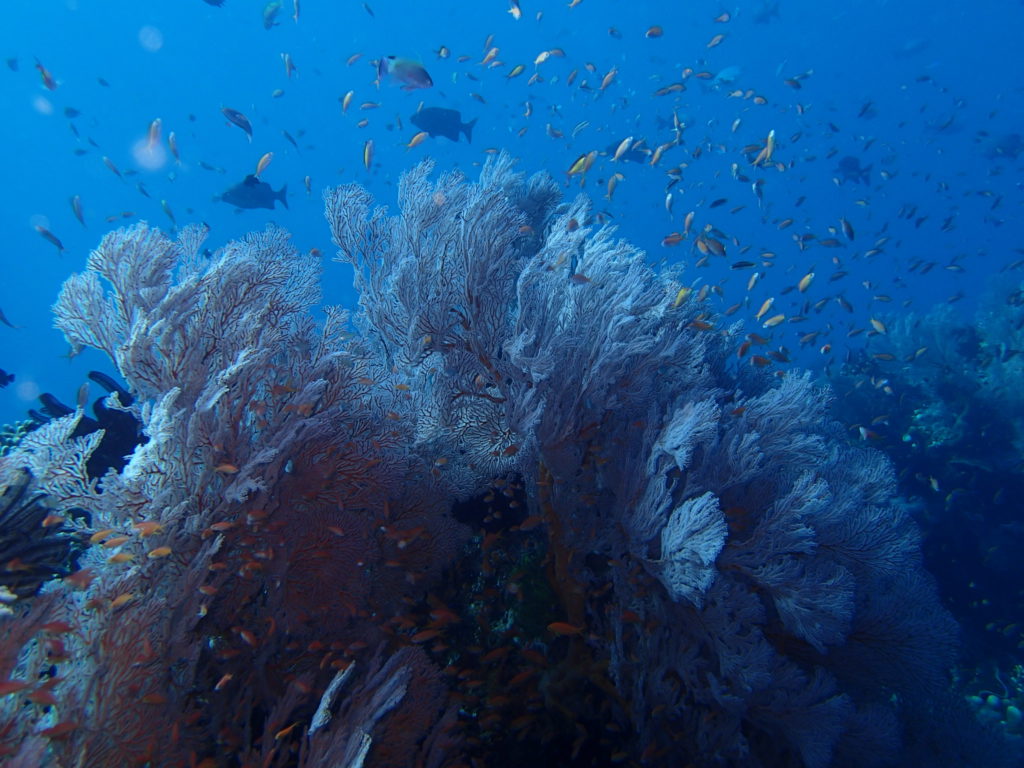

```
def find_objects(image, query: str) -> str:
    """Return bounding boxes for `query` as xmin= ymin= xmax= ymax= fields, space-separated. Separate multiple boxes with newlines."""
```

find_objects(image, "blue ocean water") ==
xmin=2 ymin=0 xmax=1023 ymax=764
xmin=3 ymin=0 xmax=1021 ymax=423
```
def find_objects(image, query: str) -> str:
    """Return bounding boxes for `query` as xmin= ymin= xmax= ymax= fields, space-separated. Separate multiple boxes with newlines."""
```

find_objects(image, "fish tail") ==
xmin=463 ymin=118 xmax=478 ymax=144
xmin=278 ymin=185 xmax=289 ymax=209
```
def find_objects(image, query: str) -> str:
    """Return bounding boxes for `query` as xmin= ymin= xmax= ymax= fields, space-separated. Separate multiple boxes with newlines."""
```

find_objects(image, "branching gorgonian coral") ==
xmin=0 ymin=155 xmax=993 ymax=767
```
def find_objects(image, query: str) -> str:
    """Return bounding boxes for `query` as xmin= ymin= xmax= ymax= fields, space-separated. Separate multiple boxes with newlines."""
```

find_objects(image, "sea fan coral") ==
xmin=0 ymin=155 xmax=988 ymax=767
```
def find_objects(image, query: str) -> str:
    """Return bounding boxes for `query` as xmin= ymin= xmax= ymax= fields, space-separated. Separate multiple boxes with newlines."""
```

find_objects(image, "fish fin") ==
xmin=88 ymin=370 xmax=130 ymax=400
xmin=243 ymin=175 xmax=261 ymax=186
xmin=463 ymin=118 xmax=478 ymax=144
xmin=278 ymin=185 xmax=289 ymax=209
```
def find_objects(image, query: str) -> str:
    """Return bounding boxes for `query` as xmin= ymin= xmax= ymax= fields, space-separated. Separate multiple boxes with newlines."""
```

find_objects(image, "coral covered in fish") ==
xmin=0 ymin=156 xmax=996 ymax=767
xmin=0 ymin=468 xmax=81 ymax=603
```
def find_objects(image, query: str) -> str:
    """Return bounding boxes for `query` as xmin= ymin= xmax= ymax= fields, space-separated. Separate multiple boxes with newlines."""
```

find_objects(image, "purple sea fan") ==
xmin=8 ymin=220 xmax=465 ymax=766
xmin=0 ymin=153 xmax=992 ymax=767
xmin=326 ymin=155 xmax=976 ymax=766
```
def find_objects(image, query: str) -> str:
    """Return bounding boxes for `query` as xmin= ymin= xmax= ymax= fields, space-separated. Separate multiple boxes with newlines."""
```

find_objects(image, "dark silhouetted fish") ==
xmin=835 ymin=156 xmax=871 ymax=184
xmin=0 ymin=369 xmax=13 ymax=388
xmin=202 ymin=0 xmax=225 ymax=5
xmin=410 ymin=108 xmax=476 ymax=143
xmin=220 ymin=175 xmax=288 ymax=210
xmin=263 ymin=0 xmax=282 ymax=28
xmin=0 ymin=306 xmax=17 ymax=329
xmin=984 ymin=133 xmax=1024 ymax=161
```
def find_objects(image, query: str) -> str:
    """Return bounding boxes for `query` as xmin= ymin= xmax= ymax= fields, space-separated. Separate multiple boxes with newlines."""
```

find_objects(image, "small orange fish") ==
xmin=255 ymin=152 xmax=273 ymax=177
xmin=547 ymin=621 xmax=582 ymax=636
xmin=64 ymin=568 xmax=96 ymax=589
xmin=88 ymin=528 xmax=116 ymax=544
xmin=411 ymin=629 xmax=441 ymax=643
xmin=40 ymin=721 xmax=77 ymax=740
xmin=275 ymin=722 xmax=301 ymax=740
xmin=132 ymin=521 xmax=164 ymax=537
xmin=752 ymin=130 xmax=776 ymax=167
xmin=110 ymin=593 xmax=134 ymax=610
xmin=0 ymin=680 xmax=31 ymax=696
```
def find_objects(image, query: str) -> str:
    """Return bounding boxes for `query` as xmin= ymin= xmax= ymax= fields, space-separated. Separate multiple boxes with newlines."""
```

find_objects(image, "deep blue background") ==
xmin=1 ymin=0 xmax=1021 ymax=426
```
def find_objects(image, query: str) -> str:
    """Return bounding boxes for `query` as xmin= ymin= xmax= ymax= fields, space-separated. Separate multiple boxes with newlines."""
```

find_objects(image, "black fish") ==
xmin=834 ymin=156 xmax=871 ymax=184
xmin=410 ymin=108 xmax=476 ymax=143
xmin=0 ymin=369 xmax=13 ymax=388
xmin=0 ymin=306 xmax=17 ymax=329
xmin=220 ymin=175 xmax=288 ymax=210
xmin=0 ymin=470 xmax=76 ymax=600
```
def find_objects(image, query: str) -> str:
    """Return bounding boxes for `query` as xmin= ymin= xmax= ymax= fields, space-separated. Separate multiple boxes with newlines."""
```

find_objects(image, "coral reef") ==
xmin=831 ymin=286 xmax=1024 ymax=660
xmin=0 ymin=420 xmax=34 ymax=457
xmin=0 ymin=156 xmax=1001 ymax=766
xmin=830 ymin=284 xmax=1024 ymax=763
